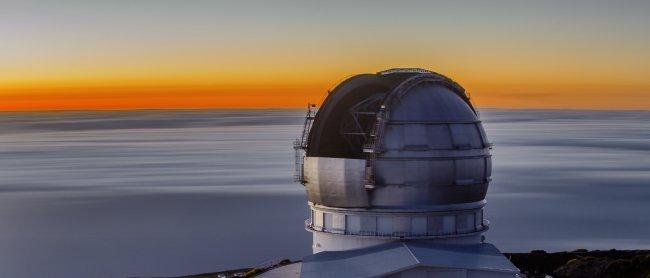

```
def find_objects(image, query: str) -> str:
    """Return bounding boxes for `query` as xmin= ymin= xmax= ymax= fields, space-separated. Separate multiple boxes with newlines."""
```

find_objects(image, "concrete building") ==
xmin=262 ymin=68 xmax=519 ymax=278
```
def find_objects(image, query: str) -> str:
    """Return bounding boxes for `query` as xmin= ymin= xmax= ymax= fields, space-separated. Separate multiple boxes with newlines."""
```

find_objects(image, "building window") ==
xmin=456 ymin=213 xmax=475 ymax=233
xmin=332 ymin=213 xmax=346 ymax=234
xmin=377 ymin=217 xmax=392 ymax=236
xmin=346 ymin=215 xmax=361 ymax=235
xmin=442 ymin=215 xmax=456 ymax=235
xmin=393 ymin=217 xmax=410 ymax=236
xmin=427 ymin=216 xmax=444 ymax=235
xmin=323 ymin=213 xmax=333 ymax=232
xmin=313 ymin=211 xmax=324 ymax=231
xmin=359 ymin=216 xmax=377 ymax=236
xmin=412 ymin=217 xmax=427 ymax=236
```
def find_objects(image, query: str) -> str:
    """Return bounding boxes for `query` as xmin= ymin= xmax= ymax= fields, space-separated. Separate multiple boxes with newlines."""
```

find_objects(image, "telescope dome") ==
xmin=301 ymin=68 xmax=491 ymax=211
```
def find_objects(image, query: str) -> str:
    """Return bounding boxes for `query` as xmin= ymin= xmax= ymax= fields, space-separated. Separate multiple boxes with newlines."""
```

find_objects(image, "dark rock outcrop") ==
xmin=506 ymin=249 xmax=650 ymax=278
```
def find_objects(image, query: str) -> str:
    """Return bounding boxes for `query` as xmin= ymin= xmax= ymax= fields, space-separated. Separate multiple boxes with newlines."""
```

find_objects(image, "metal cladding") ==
xmin=301 ymin=68 xmax=491 ymax=211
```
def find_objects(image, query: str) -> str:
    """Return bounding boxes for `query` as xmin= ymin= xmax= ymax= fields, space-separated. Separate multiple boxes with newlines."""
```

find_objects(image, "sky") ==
xmin=1 ymin=0 xmax=649 ymax=111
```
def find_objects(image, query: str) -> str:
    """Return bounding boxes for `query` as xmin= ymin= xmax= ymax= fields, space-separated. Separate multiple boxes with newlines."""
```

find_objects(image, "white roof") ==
xmin=300 ymin=242 xmax=519 ymax=278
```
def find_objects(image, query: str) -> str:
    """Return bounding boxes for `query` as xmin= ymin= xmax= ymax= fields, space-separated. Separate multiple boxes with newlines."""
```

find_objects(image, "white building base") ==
xmin=312 ymin=231 xmax=482 ymax=253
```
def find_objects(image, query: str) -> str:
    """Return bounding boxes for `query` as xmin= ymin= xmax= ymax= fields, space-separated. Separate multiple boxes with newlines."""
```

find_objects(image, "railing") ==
xmin=363 ymin=105 xmax=385 ymax=189
xmin=304 ymin=219 xmax=489 ymax=239
xmin=293 ymin=104 xmax=316 ymax=183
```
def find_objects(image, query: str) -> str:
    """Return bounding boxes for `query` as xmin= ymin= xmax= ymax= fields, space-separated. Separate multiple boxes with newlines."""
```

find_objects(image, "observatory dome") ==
xmin=287 ymin=69 xmax=517 ymax=276
xmin=301 ymin=68 xmax=491 ymax=211
xmin=294 ymin=68 xmax=493 ymax=252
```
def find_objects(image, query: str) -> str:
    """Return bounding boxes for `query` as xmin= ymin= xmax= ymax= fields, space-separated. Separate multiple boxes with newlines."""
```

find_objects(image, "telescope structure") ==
xmin=262 ymin=68 xmax=518 ymax=278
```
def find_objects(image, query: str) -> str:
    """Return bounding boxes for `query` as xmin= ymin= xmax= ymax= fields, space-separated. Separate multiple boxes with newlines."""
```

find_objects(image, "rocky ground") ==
xmin=506 ymin=249 xmax=650 ymax=278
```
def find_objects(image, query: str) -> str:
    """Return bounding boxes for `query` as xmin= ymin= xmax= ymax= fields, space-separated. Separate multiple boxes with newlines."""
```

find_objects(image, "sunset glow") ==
xmin=2 ymin=1 xmax=649 ymax=111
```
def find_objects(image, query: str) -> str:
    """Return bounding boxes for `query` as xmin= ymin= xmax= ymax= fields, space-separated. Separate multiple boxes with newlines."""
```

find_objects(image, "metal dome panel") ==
xmin=300 ymin=69 xmax=491 ymax=211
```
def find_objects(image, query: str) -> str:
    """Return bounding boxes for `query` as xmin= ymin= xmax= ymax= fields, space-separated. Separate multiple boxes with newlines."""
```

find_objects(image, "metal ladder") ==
xmin=363 ymin=105 xmax=386 ymax=190
xmin=294 ymin=104 xmax=316 ymax=183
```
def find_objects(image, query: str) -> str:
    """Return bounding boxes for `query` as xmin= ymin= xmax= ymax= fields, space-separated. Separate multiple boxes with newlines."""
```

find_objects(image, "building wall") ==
xmin=309 ymin=205 xmax=485 ymax=237
xmin=308 ymin=203 xmax=486 ymax=252
xmin=311 ymin=232 xmax=391 ymax=253
xmin=311 ymin=232 xmax=481 ymax=253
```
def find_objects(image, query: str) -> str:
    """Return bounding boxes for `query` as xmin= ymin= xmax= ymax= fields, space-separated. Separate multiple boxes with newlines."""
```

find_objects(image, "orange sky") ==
xmin=3 ymin=75 xmax=649 ymax=111
xmin=2 ymin=1 xmax=649 ymax=111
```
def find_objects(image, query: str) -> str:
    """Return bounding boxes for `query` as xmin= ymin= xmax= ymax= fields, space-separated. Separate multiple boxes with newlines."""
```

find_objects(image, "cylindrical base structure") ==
xmin=312 ymin=231 xmax=483 ymax=253
xmin=307 ymin=203 xmax=488 ymax=253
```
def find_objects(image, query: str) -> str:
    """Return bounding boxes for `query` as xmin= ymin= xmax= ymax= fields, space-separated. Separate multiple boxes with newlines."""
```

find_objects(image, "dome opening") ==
xmin=306 ymin=72 xmax=419 ymax=158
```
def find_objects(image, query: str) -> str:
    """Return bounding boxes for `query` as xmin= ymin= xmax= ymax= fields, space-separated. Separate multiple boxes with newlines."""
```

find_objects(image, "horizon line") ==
xmin=2 ymin=106 xmax=649 ymax=114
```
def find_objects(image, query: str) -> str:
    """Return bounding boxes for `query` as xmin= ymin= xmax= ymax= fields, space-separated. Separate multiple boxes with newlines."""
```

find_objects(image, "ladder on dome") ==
xmin=363 ymin=105 xmax=386 ymax=190
xmin=294 ymin=104 xmax=317 ymax=183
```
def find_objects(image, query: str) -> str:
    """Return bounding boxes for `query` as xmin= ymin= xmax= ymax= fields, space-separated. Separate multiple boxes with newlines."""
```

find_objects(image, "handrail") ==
xmin=294 ymin=104 xmax=317 ymax=183
xmin=304 ymin=219 xmax=489 ymax=239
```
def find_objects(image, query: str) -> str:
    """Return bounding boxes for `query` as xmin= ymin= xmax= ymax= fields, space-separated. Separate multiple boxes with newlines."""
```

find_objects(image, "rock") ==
xmin=603 ymin=259 xmax=633 ymax=278
xmin=553 ymin=257 xmax=608 ymax=278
